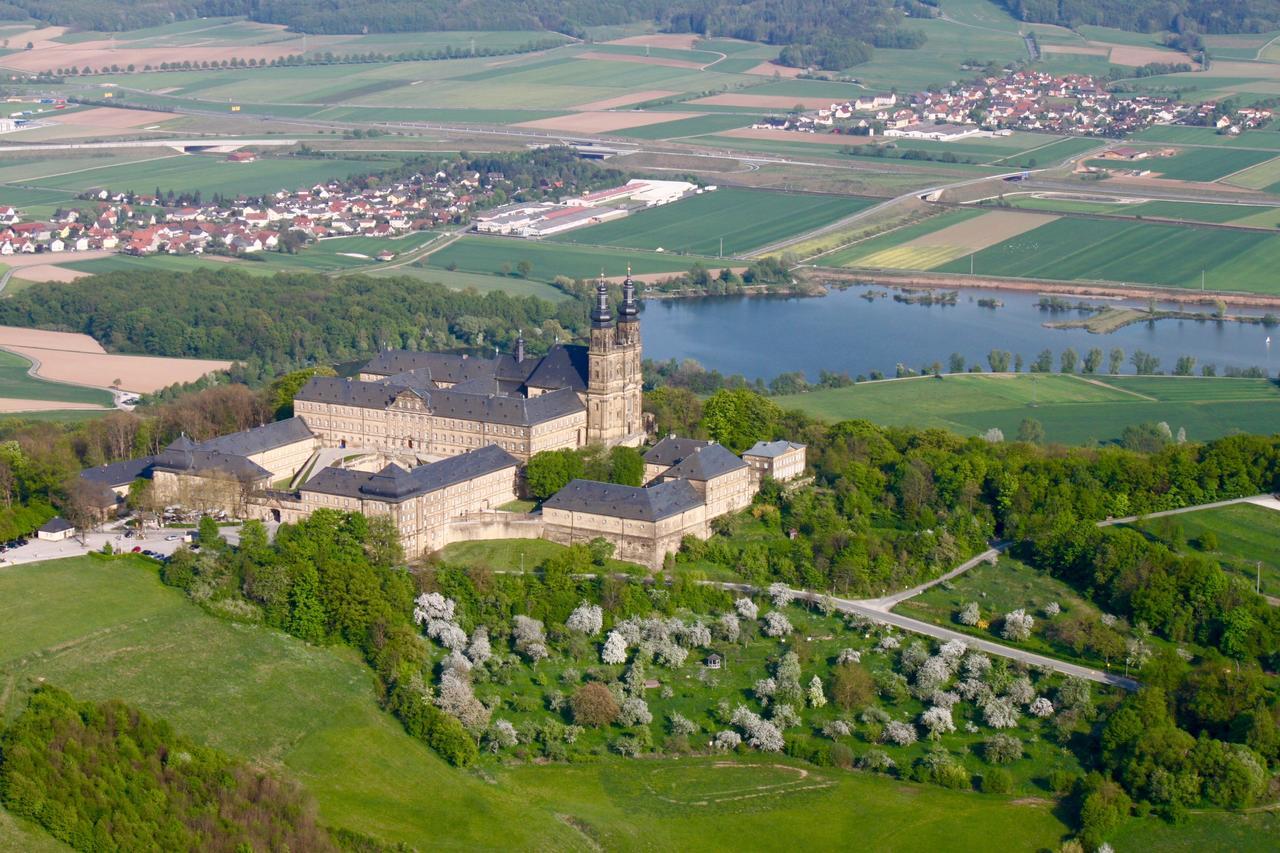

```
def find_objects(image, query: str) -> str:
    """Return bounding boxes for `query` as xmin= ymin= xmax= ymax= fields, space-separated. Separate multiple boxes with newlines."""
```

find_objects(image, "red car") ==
xmin=131 ymin=546 xmax=142 ymax=553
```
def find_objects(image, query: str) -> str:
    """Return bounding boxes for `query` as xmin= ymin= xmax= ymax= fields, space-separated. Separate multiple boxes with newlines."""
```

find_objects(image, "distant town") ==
xmin=756 ymin=70 xmax=1272 ymax=140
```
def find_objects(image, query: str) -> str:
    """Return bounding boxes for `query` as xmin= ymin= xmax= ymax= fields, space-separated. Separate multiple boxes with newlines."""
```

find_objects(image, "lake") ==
xmin=640 ymin=285 xmax=1279 ymax=381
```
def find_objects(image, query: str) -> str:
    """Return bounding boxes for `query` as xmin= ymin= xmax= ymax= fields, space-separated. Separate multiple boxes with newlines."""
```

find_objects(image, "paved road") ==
xmin=717 ymin=581 xmax=1140 ymax=690
xmin=864 ymin=542 xmax=1008 ymax=610
xmin=1100 ymin=494 xmax=1272 ymax=527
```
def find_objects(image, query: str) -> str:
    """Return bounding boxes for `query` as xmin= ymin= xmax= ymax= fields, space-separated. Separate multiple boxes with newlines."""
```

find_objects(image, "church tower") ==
xmin=586 ymin=271 xmax=644 ymax=446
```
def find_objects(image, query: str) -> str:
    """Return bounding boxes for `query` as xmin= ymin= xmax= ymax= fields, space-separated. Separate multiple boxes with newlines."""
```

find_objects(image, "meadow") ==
xmin=1131 ymin=125 xmax=1280 ymax=150
xmin=932 ymin=216 xmax=1280 ymax=293
xmin=774 ymin=373 xmax=1280 ymax=445
xmin=366 ymin=264 xmax=570 ymax=300
xmin=548 ymin=188 xmax=875 ymax=256
xmin=1090 ymin=148 xmax=1277 ymax=182
xmin=998 ymin=194 xmax=1280 ymax=227
xmin=0 ymin=554 xmax=1082 ymax=851
xmin=0 ymin=349 xmax=113 ymax=407
xmin=426 ymin=235 xmax=716 ymax=281
xmin=1126 ymin=502 xmax=1280 ymax=598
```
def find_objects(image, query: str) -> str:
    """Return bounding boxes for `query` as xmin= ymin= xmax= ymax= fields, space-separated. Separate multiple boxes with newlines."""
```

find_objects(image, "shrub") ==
xmin=829 ymin=742 xmax=855 ymax=769
xmin=570 ymin=682 xmax=620 ymax=727
xmin=981 ymin=768 xmax=1014 ymax=794
xmin=984 ymin=733 xmax=1023 ymax=764
xmin=832 ymin=661 xmax=876 ymax=711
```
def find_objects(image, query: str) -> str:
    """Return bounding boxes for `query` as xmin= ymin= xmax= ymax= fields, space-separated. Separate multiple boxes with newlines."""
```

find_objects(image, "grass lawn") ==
xmin=1125 ymin=502 xmax=1280 ymax=598
xmin=1132 ymin=125 xmax=1280 ymax=150
xmin=440 ymin=538 xmax=648 ymax=575
xmin=426 ymin=235 xmax=716 ymax=281
xmin=0 ymin=554 xmax=1086 ymax=851
xmin=548 ymin=188 xmax=875 ymax=256
xmin=366 ymin=264 xmax=571 ymax=300
xmin=773 ymin=374 xmax=1280 ymax=445
xmin=0 ymin=350 xmax=112 ymax=407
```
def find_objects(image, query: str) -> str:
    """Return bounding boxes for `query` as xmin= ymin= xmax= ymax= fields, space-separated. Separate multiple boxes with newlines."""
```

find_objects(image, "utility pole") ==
xmin=719 ymin=236 xmax=723 ymax=258
xmin=1258 ymin=560 xmax=1262 ymax=595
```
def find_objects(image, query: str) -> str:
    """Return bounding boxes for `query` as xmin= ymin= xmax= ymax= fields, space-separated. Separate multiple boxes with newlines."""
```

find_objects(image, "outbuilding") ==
xmin=36 ymin=517 xmax=76 ymax=541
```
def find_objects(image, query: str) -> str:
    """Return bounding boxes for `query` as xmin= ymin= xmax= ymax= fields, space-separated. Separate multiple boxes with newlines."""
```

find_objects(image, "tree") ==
xmin=571 ymin=682 xmax=620 ymax=726
xmin=608 ymin=445 xmax=644 ymax=486
xmin=832 ymin=661 xmax=875 ymax=710
xmin=1002 ymin=609 xmax=1034 ymax=641
xmin=807 ymin=675 xmax=827 ymax=708
xmin=700 ymin=389 xmax=780 ymax=453
xmin=287 ymin=562 xmax=327 ymax=643
xmin=983 ymin=733 xmax=1023 ymax=763
xmin=1120 ymin=422 xmax=1170 ymax=454
xmin=197 ymin=515 xmax=224 ymax=550
xmin=988 ymin=350 xmax=1011 ymax=372
xmin=524 ymin=448 xmax=584 ymax=500
xmin=1031 ymin=349 xmax=1053 ymax=373
xmin=1174 ymin=355 xmax=1196 ymax=376
xmin=949 ymin=352 xmax=966 ymax=373
xmin=267 ymin=366 xmax=337 ymax=419
xmin=958 ymin=601 xmax=981 ymax=626
xmin=1108 ymin=347 xmax=1125 ymax=374
xmin=1131 ymin=350 xmax=1160 ymax=375
xmin=1060 ymin=347 xmax=1078 ymax=373
xmin=1016 ymin=418 xmax=1044 ymax=445
xmin=602 ymin=630 xmax=628 ymax=664
xmin=1083 ymin=347 xmax=1103 ymax=374
xmin=515 ymin=259 xmax=533 ymax=278
xmin=566 ymin=601 xmax=604 ymax=635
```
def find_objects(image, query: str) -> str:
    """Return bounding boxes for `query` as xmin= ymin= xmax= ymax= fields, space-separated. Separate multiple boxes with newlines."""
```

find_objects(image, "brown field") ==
xmin=571 ymin=90 xmax=680 ymax=110
xmin=1 ymin=250 xmax=113 ymax=270
xmin=575 ymin=51 xmax=702 ymax=69
xmin=51 ymin=107 xmax=176 ymax=129
xmin=0 ymin=325 xmax=232 ymax=393
xmin=1104 ymin=43 xmax=1200 ymax=68
xmin=7 ymin=264 xmax=87 ymax=283
xmin=16 ymin=26 xmax=69 ymax=50
xmin=692 ymin=94 xmax=839 ymax=109
xmin=745 ymin=61 xmax=804 ymax=77
xmin=606 ymin=34 xmax=702 ymax=50
xmin=515 ymin=110 xmax=703 ymax=133
xmin=0 ymin=40 xmax=311 ymax=74
xmin=0 ymin=398 xmax=105 ymax=413
xmin=1107 ymin=173 xmax=1258 ymax=193
xmin=718 ymin=127 xmax=868 ymax=145
xmin=904 ymin=210 xmax=1055 ymax=251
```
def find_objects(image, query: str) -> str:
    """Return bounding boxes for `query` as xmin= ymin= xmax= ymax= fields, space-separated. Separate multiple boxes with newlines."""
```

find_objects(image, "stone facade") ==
xmin=742 ymin=440 xmax=808 ymax=483
xmin=294 ymin=275 xmax=644 ymax=461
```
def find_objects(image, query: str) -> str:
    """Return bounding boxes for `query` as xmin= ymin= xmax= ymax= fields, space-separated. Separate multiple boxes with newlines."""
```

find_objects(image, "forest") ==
xmin=1001 ymin=0 xmax=1280 ymax=34
xmin=0 ymin=686 xmax=337 ymax=850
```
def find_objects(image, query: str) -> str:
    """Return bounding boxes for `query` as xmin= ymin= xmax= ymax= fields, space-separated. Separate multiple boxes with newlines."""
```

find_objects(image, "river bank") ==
xmin=807 ymin=267 xmax=1280 ymax=309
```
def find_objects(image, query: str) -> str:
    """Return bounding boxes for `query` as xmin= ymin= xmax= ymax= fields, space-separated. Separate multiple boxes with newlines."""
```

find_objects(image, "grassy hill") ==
xmin=774 ymin=374 xmax=1280 ymax=445
xmin=0 ymin=555 xmax=1081 ymax=851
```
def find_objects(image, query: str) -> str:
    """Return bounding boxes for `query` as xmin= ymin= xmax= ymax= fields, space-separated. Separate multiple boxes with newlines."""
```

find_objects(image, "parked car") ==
xmin=164 ymin=534 xmax=180 ymax=541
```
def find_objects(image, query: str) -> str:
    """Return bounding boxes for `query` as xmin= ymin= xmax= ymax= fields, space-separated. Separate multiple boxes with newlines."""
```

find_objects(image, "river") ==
xmin=640 ymin=285 xmax=1279 ymax=382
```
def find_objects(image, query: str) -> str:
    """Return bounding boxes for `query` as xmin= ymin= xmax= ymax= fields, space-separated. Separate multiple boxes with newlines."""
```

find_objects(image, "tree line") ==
xmin=1001 ymin=0 xmax=1280 ymax=34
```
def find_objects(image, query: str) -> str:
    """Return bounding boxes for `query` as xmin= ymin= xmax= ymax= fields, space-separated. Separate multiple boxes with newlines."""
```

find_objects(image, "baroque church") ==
xmin=293 ymin=274 xmax=645 ymax=460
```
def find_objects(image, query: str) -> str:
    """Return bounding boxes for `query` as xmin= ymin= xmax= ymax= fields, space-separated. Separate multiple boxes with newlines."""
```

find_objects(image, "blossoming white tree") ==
xmin=807 ymin=675 xmax=827 ymax=708
xmin=836 ymin=648 xmax=861 ymax=664
xmin=713 ymin=730 xmax=742 ymax=750
xmin=465 ymin=627 xmax=491 ymax=666
xmin=1028 ymin=697 xmax=1054 ymax=718
xmin=717 ymin=612 xmax=741 ymax=643
xmin=771 ymin=703 xmax=800 ymax=730
xmin=601 ymin=630 xmax=628 ymax=665
xmin=882 ymin=720 xmax=918 ymax=746
xmin=822 ymin=720 xmax=851 ymax=739
xmin=428 ymin=619 xmax=468 ymax=650
xmin=920 ymin=705 xmax=955 ymax=740
xmin=958 ymin=601 xmax=981 ymax=626
xmin=768 ymin=582 xmax=795 ymax=608
xmin=669 ymin=712 xmax=697 ymax=736
xmin=565 ymin=601 xmax=604 ymax=635
xmin=619 ymin=696 xmax=653 ymax=727
xmin=982 ymin=696 xmax=1019 ymax=729
xmin=488 ymin=719 xmax=518 ymax=750
xmin=413 ymin=592 xmax=455 ymax=625
xmin=754 ymin=677 xmax=777 ymax=701
xmin=512 ymin=615 xmax=549 ymax=662
xmin=1043 ymin=601 xmax=1060 ymax=618
xmin=762 ymin=610 xmax=793 ymax=637
xmin=1001 ymin=609 xmax=1034 ymax=642
xmin=437 ymin=670 xmax=490 ymax=733
xmin=939 ymin=639 xmax=968 ymax=662
xmin=731 ymin=706 xmax=785 ymax=752
xmin=735 ymin=597 xmax=759 ymax=620
xmin=1006 ymin=676 xmax=1035 ymax=706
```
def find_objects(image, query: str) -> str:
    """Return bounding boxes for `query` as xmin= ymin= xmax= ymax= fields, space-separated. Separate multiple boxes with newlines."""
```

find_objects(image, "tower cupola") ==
xmin=591 ymin=273 xmax=612 ymax=327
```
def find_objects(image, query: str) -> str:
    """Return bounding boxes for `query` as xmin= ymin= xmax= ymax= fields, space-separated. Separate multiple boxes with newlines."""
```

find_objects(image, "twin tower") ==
xmin=586 ymin=271 xmax=644 ymax=447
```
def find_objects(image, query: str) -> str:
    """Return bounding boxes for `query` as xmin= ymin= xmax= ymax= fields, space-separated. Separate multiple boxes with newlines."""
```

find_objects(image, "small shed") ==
xmin=704 ymin=652 xmax=723 ymax=670
xmin=36 ymin=517 xmax=76 ymax=541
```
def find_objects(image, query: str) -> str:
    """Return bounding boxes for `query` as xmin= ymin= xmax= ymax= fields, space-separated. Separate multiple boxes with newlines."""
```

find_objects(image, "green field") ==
xmin=366 ymin=264 xmax=571 ymax=300
xmin=548 ymin=188 xmax=875 ymax=256
xmin=1132 ymin=125 xmax=1280 ymax=150
xmin=0 ymin=350 xmax=112 ymax=408
xmin=1000 ymin=194 xmax=1280 ymax=227
xmin=989 ymin=135 xmax=1104 ymax=168
xmin=428 ymin=235 xmax=717 ymax=281
xmin=0 ymin=555 xmax=1085 ymax=851
xmin=1126 ymin=502 xmax=1280 ymax=597
xmin=819 ymin=208 xmax=983 ymax=266
xmin=1224 ymin=154 xmax=1280 ymax=192
xmin=613 ymin=113 xmax=755 ymax=139
xmin=932 ymin=216 xmax=1280 ymax=293
xmin=1089 ymin=148 xmax=1276 ymax=182
xmin=774 ymin=374 xmax=1280 ymax=445
xmin=11 ymin=153 xmax=398 ymax=197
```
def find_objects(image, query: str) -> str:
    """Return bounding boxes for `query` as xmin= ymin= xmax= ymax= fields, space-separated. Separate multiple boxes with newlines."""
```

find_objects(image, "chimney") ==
xmin=515 ymin=330 xmax=525 ymax=363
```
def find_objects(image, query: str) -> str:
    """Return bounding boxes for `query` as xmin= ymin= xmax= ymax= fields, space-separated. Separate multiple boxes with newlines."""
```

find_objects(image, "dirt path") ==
xmin=1067 ymin=374 xmax=1157 ymax=401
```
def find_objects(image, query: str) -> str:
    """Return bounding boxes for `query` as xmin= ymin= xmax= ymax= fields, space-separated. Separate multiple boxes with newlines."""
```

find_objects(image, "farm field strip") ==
xmin=1089 ymin=147 xmax=1277 ymax=182
xmin=547 ymin=188 xmax=875 ymax=256
xmin=818 ymin=208 xmax=985 ymax=267
xmin=426 ymin=235 xmax=711 ymax=281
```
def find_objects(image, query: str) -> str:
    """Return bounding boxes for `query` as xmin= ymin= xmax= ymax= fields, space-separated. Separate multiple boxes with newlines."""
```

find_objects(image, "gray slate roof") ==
xmin=644 ymin=436 xmax=713 ymax=468
xmin=80 ymin=455 xmax=156 ymax=488
xmin=296 ymin=376 xmax=416 ymax=409
xmin=152 ymin=448 xmax=272 ymax=482
xmin=664 ymin=443 xmax=746 ymax=482
xmin=196 ymin=417 xmax=314 ymax=456
xmin=361 ymin=345 xmax=587 ymax=393
xmin=302 ymin=444 xmax=519 ymax=503
xmin=296 ymin=376 xmax=584 ymax=427
xmin=744 ymin=440 xmax=805 ymax=459
xmin=543 ymin=478 xmax=703 ymax=522
xmin=38 ymin=516 xmax=75 ymax=533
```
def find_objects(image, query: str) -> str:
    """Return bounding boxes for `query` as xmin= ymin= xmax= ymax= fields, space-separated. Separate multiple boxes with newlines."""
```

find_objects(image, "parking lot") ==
xmin=0 ymin=520 xmax=266 ymax=566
